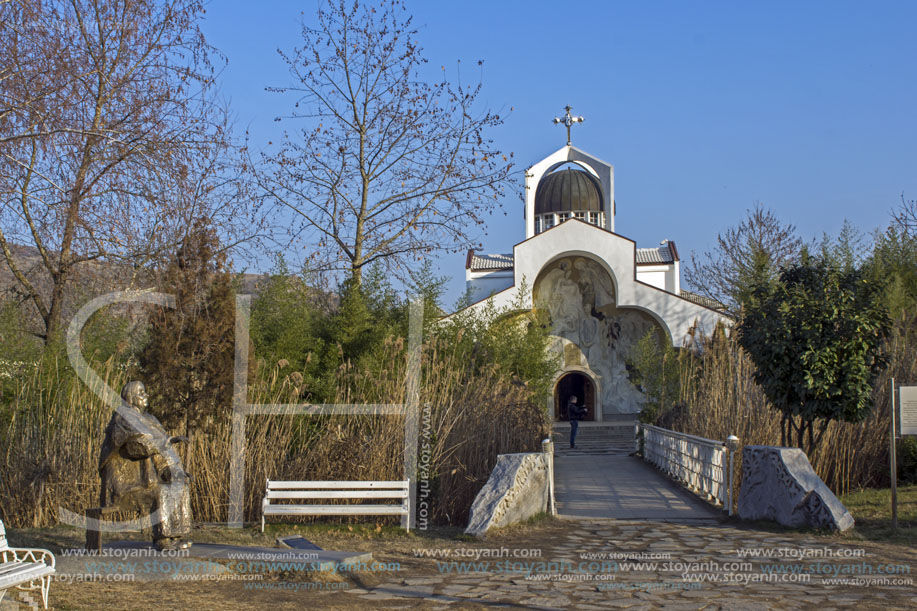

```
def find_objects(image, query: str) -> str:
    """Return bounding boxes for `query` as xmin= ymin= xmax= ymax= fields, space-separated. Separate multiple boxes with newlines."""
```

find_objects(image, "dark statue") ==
xmin=99 ymin=381 xmax=192 ymax=551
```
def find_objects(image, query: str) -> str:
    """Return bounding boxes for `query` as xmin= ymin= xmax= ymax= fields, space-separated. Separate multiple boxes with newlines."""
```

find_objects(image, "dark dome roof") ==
xmin=535 ymin=168 xmax=604 ymax=215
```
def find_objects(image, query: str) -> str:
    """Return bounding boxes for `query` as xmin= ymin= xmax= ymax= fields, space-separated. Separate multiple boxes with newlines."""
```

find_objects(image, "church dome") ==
xmin=534 ymin=168 xmax=604 ymax=215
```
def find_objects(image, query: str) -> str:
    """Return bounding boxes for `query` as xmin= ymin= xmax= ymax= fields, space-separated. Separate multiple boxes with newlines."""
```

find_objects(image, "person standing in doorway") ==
xmin=567 ymin=395 xmax=584 ymax=448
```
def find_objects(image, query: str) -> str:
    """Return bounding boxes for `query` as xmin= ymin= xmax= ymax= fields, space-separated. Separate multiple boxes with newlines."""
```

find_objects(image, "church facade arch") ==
xmin=455 ymin=124 xmax=732 ymax=421
xmin=542 ymin=159 xmax=602 ymax=180
xmin=534 ymin=254 xmax=670 ymax=418
xmin=551 ymin=366 xmax=601 ymax=422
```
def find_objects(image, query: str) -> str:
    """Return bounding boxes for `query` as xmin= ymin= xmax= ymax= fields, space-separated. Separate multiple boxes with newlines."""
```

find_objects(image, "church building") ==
xmin=459 ymin=108 xmax=729 ymax=422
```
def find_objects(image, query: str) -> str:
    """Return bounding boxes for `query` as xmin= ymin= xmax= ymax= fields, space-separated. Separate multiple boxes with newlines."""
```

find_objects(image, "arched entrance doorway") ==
xmin=554 ymin=372 xmax=595 ymax=421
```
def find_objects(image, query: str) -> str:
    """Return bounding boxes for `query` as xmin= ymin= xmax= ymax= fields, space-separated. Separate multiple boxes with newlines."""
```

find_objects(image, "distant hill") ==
xmin=0 ymin=242 xmax=281 ymax=339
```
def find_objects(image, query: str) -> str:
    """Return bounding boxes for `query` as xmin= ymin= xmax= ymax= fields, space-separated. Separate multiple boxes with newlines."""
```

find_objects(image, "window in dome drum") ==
xmin=574 ymin=211 xmax=585 ymax=221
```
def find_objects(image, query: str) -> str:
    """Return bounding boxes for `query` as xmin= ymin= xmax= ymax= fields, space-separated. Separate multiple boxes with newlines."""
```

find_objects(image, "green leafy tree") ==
xmin=249 ymin=258 xmax=328 ymax=400
xmin=817 ymin=219 xmax=870 ymax=274
xmin=627 ymin=329 xmax=686 ymax=424
xmin=139 ymin=219 xmax=239 ymax=438
xmin=737 ymin=256 xmax=890 ymax=452
xmin=438 ymin=279 xmax=559 ymax=404
xmin=324 ymin=266 xmax=404 ymax=359
xmin=863 ymin=226 xmax=917 ymax=320
xmin=325 ymin=278 xmax=375 ymax=363
xmin=408 ymin=260 xmax=448 ymax=336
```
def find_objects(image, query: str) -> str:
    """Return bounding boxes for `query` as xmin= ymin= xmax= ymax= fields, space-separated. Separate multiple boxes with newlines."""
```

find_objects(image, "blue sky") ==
xmin=202 ymin=0 xmax=917 ymax=305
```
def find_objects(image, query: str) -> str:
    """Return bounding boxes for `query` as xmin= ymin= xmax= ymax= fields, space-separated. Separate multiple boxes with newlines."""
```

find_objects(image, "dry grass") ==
xmin=0 ymin=336 xmax=547 ymax=528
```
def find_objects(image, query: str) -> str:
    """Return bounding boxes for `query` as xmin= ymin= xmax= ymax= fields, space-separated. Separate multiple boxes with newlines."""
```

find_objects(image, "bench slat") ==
xmin=0 ymin=562 xmax=53 ymax=588
xmin=267 ymin=480 xmax=408 ymax=489
xmin=263 ymin=505 xmax=407 ymax=516
xmin=266 ymin=490 xmax=407 ymax=500
xmin=261 ymin=479 xmax=411 ymax=533
xmin=0 ymin=562 xmax=45 ymax=576
xmin=0 ymin=562 xmax=50 ymax=576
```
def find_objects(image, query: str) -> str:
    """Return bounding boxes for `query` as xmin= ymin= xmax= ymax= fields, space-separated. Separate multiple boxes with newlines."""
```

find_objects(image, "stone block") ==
xmin=737 ymin=445 xmax=854 ymax=532
xmin=465 ymin=453 xmax=549 ymax=536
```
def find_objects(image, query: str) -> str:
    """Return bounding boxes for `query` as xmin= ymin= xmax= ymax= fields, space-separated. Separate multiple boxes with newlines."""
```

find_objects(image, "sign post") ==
xmin=892 ymin=382 xmax=917 ymax=531
xmin=891 ymin=378 xmax=897 ymax=530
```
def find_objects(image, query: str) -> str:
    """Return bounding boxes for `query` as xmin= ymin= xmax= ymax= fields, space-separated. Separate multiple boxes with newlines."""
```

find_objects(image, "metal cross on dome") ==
xmin=553 ymin=105 xmax=585 ymax=146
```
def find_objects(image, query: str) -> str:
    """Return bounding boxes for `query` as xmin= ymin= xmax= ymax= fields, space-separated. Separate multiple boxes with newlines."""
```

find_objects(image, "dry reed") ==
xmin=0 ymin=336 xmax=546 ymax=528
xmin=661 ymin=315 xmax=917 ymax=498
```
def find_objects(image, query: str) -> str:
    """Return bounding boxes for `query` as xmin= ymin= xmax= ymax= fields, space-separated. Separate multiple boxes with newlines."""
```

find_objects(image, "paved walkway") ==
xmin=340 ymin=520 xmax=916 ymax=609
xmin=553 ymin=454 xmax=723 ymax=522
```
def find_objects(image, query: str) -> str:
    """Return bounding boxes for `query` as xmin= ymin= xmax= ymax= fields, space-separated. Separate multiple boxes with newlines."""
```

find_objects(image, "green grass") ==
xmin=839 ymin=484 xmax=917 ymax=545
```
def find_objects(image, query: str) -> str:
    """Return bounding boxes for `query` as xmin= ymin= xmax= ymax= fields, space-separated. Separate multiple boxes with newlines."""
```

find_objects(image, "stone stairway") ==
xmin=552 ymin=419 xmax=637 ymax=456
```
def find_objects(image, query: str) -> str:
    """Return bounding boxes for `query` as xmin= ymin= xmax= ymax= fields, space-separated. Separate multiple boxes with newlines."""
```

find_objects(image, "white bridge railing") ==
xmin=636 ymin=423 xmax=739 ymax=514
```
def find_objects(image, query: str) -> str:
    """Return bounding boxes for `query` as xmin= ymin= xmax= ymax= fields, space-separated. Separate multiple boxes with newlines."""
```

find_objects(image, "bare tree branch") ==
xmin=891 ymin=193 xmax=917 ymax=235
xmin=0 ymin=0 xmax=263 ymax=343
xmin=684 ymin=203 xmax=804 ymax=314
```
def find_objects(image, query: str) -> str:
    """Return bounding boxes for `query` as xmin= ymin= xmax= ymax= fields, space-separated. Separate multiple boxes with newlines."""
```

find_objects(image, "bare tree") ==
xmin=0 ymin=0 xmax=255 ymax=344
xmin=891 ymin=193 xmax=917 ymax=235
xmin=685 ymin=203 xmax=804 ymax=313
xmin=0 ymin=0 xmax=91 ymax=146
xmin=259 ymin=0 xmax=513 ymax=286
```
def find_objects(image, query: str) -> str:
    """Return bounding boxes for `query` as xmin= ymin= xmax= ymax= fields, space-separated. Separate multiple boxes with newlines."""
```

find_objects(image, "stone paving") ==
xmin=339 ymin=454 xmax=915 ymax=608
xmin=345 ymin=519 xmax=917 ymax=609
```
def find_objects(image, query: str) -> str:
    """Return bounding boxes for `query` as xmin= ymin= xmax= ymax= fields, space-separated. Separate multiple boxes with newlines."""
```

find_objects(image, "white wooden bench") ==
xmin=261 ymin=479 xmax=411 ymax=533
xmin=0 ymin=519 xmax=55 ymax=609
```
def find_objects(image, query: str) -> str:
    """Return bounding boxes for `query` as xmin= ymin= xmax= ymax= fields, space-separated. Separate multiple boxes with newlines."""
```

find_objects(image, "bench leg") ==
xmin=40 ymin=574 xmax=51 ymax=609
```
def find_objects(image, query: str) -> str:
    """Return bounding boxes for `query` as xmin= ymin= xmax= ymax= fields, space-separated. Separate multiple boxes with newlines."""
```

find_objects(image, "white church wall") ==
xmin=635 ymin=268 xmax=667 ymax=291
xmin=466 ymin=272 xmax=515 ymax=303
xmin=512 ymin=221 xmax=727 ymax=346
xmin=636 ymin=264 xmax=680 ymax=294
xmin=456 ymin=285 xmax=519 ymax=319
xmin=452 ymin=222 xmax=728 ymax=347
